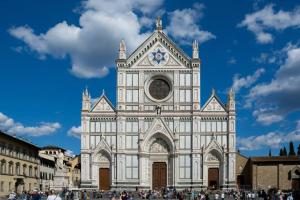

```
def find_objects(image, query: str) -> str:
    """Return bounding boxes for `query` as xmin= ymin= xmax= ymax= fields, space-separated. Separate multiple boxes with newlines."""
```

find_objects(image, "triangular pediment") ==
xmin=127 ymin=31 xmax=191 ymax=68
xmin=91 ymin=94 xmax=115 ymax=112
xmin=140 ymin=117 xmax=175 ymax=152
xmin=92 ymin=137 xmax=112 ymax=157
xmin=134 ymin=43 xmax=184 ymax=68
xmin=202 ymin=92 xmax=226 ymax=112
xmin=204 ymin=137 xmax=224 ymax=161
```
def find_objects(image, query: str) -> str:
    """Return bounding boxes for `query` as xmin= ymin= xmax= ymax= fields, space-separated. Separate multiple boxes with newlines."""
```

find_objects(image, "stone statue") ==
xmin=56 ymin=150 xmax=64 ymax=170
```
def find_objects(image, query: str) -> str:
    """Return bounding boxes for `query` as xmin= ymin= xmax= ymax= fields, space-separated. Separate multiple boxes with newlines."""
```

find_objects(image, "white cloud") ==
xmin=238 ymin=4 xmax=300 ymax=44
xmin=238 ymin=122 xmax=300 ymax=150
xmin=231 ymin=68 xmax=265 ymax=93
xmin=0 ymin=112 xmax=61 ymax=137
xmin=9 ymin=0 xmax=164 ymax=78
xmin=67 ymin=126 xmax=81 ymax=139
xmin=246 ymin=44 xmax=300 ymax=125
xmin=166 ymin=3 xmax=215 ymax=45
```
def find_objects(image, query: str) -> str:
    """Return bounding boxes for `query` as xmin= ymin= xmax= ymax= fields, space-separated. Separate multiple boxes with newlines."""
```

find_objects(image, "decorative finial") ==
xmin=119 ymin=39 xmax=126 ymax=59
xmin=102 ymin=89 xmax=105 ymax=96
xmin=84 ymin=86 xmax=89 ymax=96
xmin=212 ymin=88 xmax=215 ymax=95
xmin=192 ymin=40 xmax=199 ymax=59
xmin=229 ymin=88 xmax=235 ymax=99
xmin=156 ymin=16 xmax=162 ymax=31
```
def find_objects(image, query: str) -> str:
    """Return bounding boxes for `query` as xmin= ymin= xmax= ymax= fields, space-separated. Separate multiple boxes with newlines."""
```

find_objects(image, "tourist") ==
xmin=287 ymin=193 xmax=293 ymax=200
xmin=47 ymin=190 xmax=61 ymax=200
xmin=221 ymin=192 xmax=225 ymax=200
xmin=214 ymin=192 xmax=219 ymax=200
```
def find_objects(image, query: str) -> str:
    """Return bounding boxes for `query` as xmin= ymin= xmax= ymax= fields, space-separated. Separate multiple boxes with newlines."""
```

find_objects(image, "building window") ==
xmin=126 ymin=121 xmax=138 ymax=133
xmin=16 ymin=148 xmax=20 ymax=158
xmin=23 ymin=165 xmax=27 ymax=176
xmin=200 ymin=121 xmax=228 ymax=133
xmin=9 ymin=182 xmax=12 ymax=191
xmin=126 ymin=73 xmax=139 ymax=87
xmin=8 ymin=162 xmax=13 ymax=175
xmin=0 ymin=181 xmax=4 ymax=192
xmin=179 ymin=136 xmax=191 ymax=149
xmin=126 ymin=155 xmax=138 ymax=179
xmin=16 ymin=163 xmax=20 ymax=175
xmin=179 ymin=90 xmax=191 ymax=102
xmin=91 ymin=121 xmax=116 ymax=133
xmin=125 ymin=136 xmax=138 ymax=149
xmin=179 ymin=73 xmax=191 ymax=86
xmin=0 ymin=143 xmax=5 ymax=154
xmin=0 ymin=161 xmax=6 ymax=174
xmin=8 ymin=146 xmax=13 ymax=157
xmin=179 ymin=121 xmax=191 ymax=133
xmin=179 ymin=155 xmax=191 ymax=179
xmin=126 ymin=89 xmax=139 ymax=103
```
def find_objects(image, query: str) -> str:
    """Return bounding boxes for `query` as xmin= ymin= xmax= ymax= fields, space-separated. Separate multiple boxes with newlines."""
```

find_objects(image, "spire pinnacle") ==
xmin=211 ymin=88 xmax=216 ymax=95
xmin=156 ymin=16 xmax=162 ymax=31
xmin=119 ymin=39 xmax=126 ymax=59
xmin=192 ymin=40 xmax=199 ymax=59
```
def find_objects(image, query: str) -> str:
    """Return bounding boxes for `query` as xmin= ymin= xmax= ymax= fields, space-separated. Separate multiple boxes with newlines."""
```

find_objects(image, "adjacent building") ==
xmin=0 ymin=131 xmax=40 ymax=197
xmin=39 ymin=152 xmax=55 ymax=191
xmin=236 ymin=153 xmax=300 ymax=191
xmin=80 ymin=17 xmax=236 ymax=190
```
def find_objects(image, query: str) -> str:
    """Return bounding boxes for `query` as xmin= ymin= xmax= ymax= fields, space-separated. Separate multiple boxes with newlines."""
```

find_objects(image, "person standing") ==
xmin=221 ymin=192 xmax=225 ymax=200
xmin=47 ymin=190 xmax=61 ymax=200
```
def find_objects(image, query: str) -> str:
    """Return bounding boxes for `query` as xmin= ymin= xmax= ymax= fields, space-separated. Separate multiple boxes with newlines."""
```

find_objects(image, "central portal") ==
xmin=208 ymin=168 xmax=219 ymax=189
xmin=152 ymin=162 xmax=167 ymax=190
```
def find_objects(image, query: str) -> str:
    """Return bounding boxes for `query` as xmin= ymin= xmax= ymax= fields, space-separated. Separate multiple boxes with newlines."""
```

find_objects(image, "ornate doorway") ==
xmin=152 ymin=162 xmax=167 ymax=190
xmin=208 ymin=168 xmax=219 ymax=189
xmin=99 ymin=168 xmax=110 ymax=190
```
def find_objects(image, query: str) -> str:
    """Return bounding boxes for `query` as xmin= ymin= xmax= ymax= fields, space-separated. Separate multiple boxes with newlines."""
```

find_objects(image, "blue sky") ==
xmin=0 ymin=0 xmax=300 ymax=157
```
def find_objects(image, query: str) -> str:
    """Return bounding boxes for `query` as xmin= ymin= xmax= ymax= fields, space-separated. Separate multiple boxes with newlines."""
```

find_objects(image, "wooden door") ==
xmin=152 ymin=162 xmax=167 ymax=190
xmin=99 ymin=168 xmax=110 ymax=190
xmin=208 ymin=168 xmax=219 ymax=189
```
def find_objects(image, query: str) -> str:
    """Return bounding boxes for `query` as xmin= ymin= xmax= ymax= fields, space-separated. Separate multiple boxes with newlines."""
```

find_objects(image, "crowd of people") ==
xmin=5 ymin=187 xmax=299 ymax=200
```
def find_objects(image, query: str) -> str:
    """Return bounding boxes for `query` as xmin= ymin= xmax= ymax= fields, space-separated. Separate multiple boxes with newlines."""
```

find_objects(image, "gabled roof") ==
xmin=90 ymin=92 xmax=115 ymax=112
xmin=126 ymin=30 xmax=192 ymax=68
xmin=201 ymin=90 xmax=227 ymax=112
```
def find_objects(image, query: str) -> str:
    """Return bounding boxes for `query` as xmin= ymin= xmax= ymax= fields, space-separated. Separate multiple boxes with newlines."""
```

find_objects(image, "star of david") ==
xmin=152 ymin=49 xmax=166 ymax=64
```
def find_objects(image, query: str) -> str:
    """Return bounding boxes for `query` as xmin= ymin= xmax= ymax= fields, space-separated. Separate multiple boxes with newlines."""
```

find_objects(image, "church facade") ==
xmin=80 ymin=18 xmax=236 ymax=191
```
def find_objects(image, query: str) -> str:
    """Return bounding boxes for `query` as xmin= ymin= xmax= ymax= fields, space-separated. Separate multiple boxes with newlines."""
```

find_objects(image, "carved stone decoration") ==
xmin=98 ymin=152 xmax=110 ymax=163
xmin=206 ymin=152 xmax=220 ymax=162
xmin=148 ymin=47 xmax=169 ymax=66
xmin=203 ymin=97 xmax=225 ymax=112
xmin=154 ymin=123 xmax=163 ymax=132
xmin=149 ymin=138 xmax=169 ymax=153
xmin=138 ymin=56 xmax=151 ymax=66
xmin=165 ymin=56 xmax=180 ymax=66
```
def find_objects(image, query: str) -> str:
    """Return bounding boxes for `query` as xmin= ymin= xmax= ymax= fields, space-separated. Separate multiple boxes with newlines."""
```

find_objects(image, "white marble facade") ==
xmin=80 ymin=18 xmax=236 ymax=190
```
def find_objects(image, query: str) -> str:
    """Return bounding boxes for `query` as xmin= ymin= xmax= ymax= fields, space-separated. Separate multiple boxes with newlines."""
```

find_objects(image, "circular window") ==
xmin=147 ymin=76 xmax=172 ymax=101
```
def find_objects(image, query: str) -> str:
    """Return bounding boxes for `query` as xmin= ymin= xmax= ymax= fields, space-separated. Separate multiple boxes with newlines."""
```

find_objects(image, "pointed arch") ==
xmin=204 ymin=138 xmax=224 ymax=162
xmin=141 ymin=118 xmax=175 ymax=152
xmin=92 ymin=138 xmax=112 ymax=163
